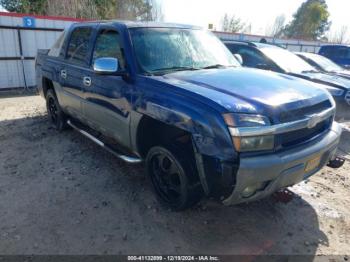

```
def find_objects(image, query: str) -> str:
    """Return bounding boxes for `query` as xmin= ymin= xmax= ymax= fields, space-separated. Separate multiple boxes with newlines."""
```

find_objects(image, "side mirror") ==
xmin=233 ymin=54 xmax=243 ymax=65
xmin=93 ymin=57 xmax=119 ymax=74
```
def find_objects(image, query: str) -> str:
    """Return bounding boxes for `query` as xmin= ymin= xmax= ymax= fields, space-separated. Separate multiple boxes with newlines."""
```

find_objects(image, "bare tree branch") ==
xmin=221 ymin=13 xmax=246 ymax=33
xmin=326 ymin=25 xmax=350 ymax=43
xmin=265 ymin=15 xmax=286 ymax=37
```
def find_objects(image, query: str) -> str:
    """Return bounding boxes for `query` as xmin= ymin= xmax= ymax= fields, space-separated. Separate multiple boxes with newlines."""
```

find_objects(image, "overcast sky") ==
xmin=0 ymin=5 xmax=7 ymax=12
xmin=161 ymin=0 xmax=350 ymax=36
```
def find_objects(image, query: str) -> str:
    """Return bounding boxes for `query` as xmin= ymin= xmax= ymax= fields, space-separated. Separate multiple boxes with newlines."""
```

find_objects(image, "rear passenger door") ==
xmin=61 ymin=26 xmax=94 ymax=121
xmin=82 ymin=26 xmax=132 ymax=148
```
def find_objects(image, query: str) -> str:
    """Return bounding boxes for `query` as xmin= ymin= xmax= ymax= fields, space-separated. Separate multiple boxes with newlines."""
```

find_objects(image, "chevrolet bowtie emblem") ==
xmin=307 ymin=114 xmax=321 ymax=129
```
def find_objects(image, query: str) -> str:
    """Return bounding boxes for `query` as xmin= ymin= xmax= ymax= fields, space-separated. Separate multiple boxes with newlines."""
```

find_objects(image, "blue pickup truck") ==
xmin=319 ymin=45 xmax=350 ymax=69
xmin=36 ymin=21 xmax=344 ymax=210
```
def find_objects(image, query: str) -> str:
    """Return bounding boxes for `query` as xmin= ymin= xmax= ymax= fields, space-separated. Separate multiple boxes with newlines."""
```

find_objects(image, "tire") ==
xmin=146 ymin=145 xmax=203 ymax=211
xmin=46 ymin=89 xmax=68 ymax=131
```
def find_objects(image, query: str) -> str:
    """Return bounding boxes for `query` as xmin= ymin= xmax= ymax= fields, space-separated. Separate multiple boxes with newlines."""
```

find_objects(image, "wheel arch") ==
xmin=132 ymin=106 xmax=237 ymax=196
xmin=42 ymin=77 xmax=55 ymax=98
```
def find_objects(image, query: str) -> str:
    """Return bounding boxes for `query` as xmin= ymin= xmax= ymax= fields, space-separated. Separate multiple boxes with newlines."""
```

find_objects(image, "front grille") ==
xmin=279 ymin=100 xmax=332 ymax=123
xmin=345 ymin=91 xmax=350 ymax=105
xmin=278 ymin=117 xmax=332 ymax=148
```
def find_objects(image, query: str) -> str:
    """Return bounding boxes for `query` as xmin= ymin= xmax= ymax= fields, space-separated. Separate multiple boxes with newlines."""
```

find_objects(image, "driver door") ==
xmin=82 ymin=27 xmax=132 ymax=148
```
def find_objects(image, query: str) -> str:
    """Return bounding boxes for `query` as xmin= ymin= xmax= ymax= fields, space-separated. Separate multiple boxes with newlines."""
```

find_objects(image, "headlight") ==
xmin=223 ymin=113 xmax=274 ymax=152
xmin=326 ymin=86 xmax=344 ymax=96
xmin=223 ymin=113 xmax=270 ymax=127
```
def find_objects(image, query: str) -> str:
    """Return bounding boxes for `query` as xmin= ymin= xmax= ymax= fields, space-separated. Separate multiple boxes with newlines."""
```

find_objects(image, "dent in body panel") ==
xmin=161 ymin=75 xmax=258 ymax=114
xmin=133 ymin=80 xmax=235 ymax=160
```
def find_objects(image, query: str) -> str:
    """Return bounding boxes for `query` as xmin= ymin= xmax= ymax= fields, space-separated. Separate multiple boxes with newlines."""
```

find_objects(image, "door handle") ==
xmin=83 ymin=76 xmax=92 ymax=87
xmin=60 ymin=70 xmax=67 ymax=79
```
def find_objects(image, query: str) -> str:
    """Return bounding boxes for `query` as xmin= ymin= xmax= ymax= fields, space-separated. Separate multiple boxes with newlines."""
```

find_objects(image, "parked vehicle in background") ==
xmin=296 ymin=52 xmax=350 ymax=80
xmin=319 ymin=45 xmax=350 ymax=69
xmin=36 ymin=22 xmax=343 ymax=210
xmin=224 ymin=41 xmax=350 ymax=120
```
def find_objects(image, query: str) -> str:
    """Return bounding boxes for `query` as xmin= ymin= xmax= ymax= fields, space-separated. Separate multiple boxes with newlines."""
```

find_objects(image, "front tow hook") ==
xmin=327 ymin=155 xmax=346 ymax=168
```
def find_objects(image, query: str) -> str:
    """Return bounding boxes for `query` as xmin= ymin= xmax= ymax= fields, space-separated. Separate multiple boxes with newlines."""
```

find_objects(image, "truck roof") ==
xmin=73 ymin=20 xmax=201 ymax=29
xmin=223 ymin=40 xmax=278 ymax=49
xmin=320 ymin=44 xmax=350 ymax=48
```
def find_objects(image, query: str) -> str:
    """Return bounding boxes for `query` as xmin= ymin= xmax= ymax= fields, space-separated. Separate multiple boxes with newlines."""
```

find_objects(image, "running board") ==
xmin=67 ymin=120 xmax=142 ymax=164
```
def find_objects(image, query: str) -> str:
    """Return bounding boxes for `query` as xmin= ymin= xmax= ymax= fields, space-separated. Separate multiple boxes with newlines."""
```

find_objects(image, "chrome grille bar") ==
xmin=229 ymin=106 xmax=335 ymax=137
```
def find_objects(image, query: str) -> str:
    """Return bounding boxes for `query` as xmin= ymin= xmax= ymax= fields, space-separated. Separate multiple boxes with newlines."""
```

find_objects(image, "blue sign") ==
xmin=23 ymin=17 xmax=36 ymax=28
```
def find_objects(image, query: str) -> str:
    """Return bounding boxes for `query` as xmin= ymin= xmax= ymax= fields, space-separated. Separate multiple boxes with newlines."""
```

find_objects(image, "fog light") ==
xmin=241 ymin=186 xmax=257 ymax=198
xmin=241 ymin=182 xmax=266 ymax=198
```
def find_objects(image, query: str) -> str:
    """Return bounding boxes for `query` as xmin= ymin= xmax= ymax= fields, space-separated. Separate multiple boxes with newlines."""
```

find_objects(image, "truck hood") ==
xmin=156 ymin=68 xmax=331 ymax=117
xmin=331 ymin=70 xmax=350 ymax=80
xmin=292 ymin=71 xmax=350 ymax=90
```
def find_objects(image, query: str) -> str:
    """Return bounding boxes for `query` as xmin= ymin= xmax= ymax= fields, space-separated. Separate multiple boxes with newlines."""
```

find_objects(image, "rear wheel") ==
xmin=146 ymin=145 xmax=203 ymax=211
xmin=46 ymin=89 xmax=68 ymax=131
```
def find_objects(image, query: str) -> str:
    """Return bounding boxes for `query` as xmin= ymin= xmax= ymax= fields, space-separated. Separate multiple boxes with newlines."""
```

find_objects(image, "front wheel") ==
xmin=46 ymin=89 xmax=68 ymax=131
xmin=146 ymin=145 xmax=203 ymax=211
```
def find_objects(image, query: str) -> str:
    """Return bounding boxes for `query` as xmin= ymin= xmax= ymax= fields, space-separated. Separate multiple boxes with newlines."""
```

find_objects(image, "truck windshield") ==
xmin=305 ymin=53 xmax=343 ymax=72
xmin=130 ymin=28 xmax=240 ymax=74
xmin=260 ymin=46 xmax=316 ymax=74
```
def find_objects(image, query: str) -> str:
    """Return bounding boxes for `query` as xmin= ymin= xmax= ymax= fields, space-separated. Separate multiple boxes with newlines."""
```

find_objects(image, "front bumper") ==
xmin=223 ymin=122 xmax=342 ymax=205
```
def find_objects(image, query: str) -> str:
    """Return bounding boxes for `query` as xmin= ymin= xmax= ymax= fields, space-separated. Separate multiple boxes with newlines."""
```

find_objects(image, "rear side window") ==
xmin=320 ymin=46 xmax=350 ymax=59
xmin=66 ymin=27 xmax=92 ymax=64
xmin=92 ymin=29 xmax=125 ymax=69
xmin=48 ymin=30 xmax=66 ymax=57
xmin=337 ymin=47 xmax=350 ymax=59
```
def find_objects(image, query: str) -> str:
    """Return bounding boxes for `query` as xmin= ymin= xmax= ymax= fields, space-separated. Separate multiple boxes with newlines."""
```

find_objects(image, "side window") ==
xmin=225 ymin=44 xmax=239 ymax=54
xmin=66 ymin=27 xmax=92 ymax=64
xmin=92 ymin=29 xmax=125 ymax=69
xmin=337 ymin=47 xmax=350 ymax=59
xmin=305 ymin=58 xmax=321 ymax=70
xmin=320 ymin=47 xmax=330 ymax=57
xmin=236 ymin=46 xmax=267 ymax=67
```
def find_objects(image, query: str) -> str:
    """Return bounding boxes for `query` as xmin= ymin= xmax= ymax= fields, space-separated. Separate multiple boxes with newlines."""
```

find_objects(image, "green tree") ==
xmin=283 ymin=0 xmax=331 ymax=40
xmin=0 ymin=0 xmax=22 ymax=12
xmin=0 ymin=0 xmax=46 ymax=14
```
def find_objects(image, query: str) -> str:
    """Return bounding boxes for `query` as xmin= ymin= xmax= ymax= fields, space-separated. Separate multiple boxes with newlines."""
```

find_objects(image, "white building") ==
xmin=0 ymin=11 xmax=82 ymax=90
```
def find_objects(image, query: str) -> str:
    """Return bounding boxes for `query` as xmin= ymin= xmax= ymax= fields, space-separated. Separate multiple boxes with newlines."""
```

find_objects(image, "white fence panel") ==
xmin=0 ymin=28 xmax=19 ymax=57
xmin=0 ymin=60 xmax=24 ymax=88
xmin=0 ymin=12 xmax=76 ymax=90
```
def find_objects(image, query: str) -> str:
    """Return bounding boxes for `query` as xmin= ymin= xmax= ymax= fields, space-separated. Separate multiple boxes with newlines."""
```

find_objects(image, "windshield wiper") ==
xmin=151 ymin=66 xmax=200 ymax=74
xmin=201 ymin=64 xmax=228 ymax=69
xmin=301 ymin=69 xmax=319 ymax=74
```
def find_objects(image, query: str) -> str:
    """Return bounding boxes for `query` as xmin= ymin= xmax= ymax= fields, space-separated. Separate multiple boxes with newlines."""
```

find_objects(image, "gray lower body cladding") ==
xmin=223 ymin=122 xmax=342 ymax=205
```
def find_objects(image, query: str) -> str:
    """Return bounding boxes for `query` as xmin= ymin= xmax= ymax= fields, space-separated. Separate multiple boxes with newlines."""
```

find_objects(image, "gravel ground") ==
xmin=0 ymin=94 xmax=349 ymax=256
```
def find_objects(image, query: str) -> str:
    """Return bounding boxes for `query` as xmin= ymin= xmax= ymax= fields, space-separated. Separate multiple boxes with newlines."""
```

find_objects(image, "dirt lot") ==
xmin=0 ymin=94 xmax=349 ymax=256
